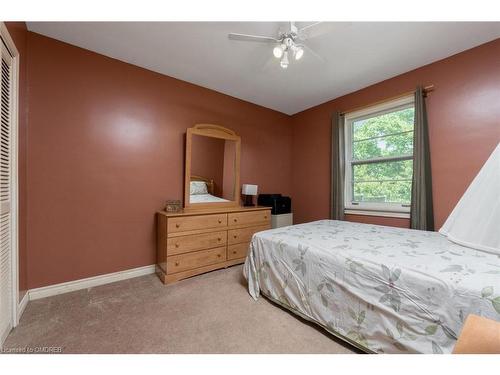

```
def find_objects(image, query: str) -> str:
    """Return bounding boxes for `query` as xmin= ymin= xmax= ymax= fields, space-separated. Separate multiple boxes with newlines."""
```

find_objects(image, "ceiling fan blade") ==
xmin=298 ymin=22 xmax=321 ymax=33
xmin=228 ymin=33 xmax=278 ymax=43
xmin=297 ymin=22 xmax=335 ymax=40
xmin=301 ymin=43 xmax=325 ymax=63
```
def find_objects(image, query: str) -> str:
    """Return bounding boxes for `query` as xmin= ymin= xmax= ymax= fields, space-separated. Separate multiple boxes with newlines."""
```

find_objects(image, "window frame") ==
xmin=344 ymin=95 xmax=415 ymax=217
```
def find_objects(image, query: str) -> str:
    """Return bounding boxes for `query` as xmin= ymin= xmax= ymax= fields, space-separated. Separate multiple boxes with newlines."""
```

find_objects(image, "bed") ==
xmin=243 ymin=220 xmax=500 ymax=354
xmin=189 ymin=175 xmax=229 ymax=203
xmin=189 ymin=193 xmax=230 ymax=203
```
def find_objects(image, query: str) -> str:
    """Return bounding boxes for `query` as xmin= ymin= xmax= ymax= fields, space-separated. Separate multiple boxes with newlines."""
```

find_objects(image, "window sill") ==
xmin=344 ymin=209 xmax=410 ymax=219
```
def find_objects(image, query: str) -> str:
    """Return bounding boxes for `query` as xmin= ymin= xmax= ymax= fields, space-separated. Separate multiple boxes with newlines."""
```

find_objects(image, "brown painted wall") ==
xmin=6 ymin=24 xmax=500 ymax=291
xmin=291 ymin=38 xmax=500 ymax=228
xmin=5 ymin=22 xmax=28 ymax=300
xmin=26 ymin=32 xmax=292 ymax=288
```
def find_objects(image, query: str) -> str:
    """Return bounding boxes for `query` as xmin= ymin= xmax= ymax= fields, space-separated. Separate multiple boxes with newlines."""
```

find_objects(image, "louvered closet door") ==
xmin=0 ymin=39 xmax=13 ymax=343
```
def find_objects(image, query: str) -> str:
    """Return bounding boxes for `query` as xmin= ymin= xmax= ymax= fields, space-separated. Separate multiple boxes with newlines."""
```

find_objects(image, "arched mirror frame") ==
xmin=184 ymin=124 xmax=241 ymax=210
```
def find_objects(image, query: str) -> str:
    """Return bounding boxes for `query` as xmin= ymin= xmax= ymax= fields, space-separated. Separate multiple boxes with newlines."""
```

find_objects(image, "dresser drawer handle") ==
xmin=218 ymin=219 xmax=222 ymax=224
xmin=232 ymin=250 xmax=237 ymax=255
xmin=175 ymin=223 xmax=180 ymax=228
xmin=233 ymin=218 xmax=238 ymax=222
xmin=264 ymin=215 xmax=267 ymax=219
xmin=175 ymin=243 xmax=180 ymax=248
xmin=175 ymin=261 xmax=180 ymax=266
xmin=233 ymin=235 xmax=237 ymax=239
xmin=217 ymin=253 xmax=222 ymax=258
xmin=218 ymin=237 xmax=222 ymax=241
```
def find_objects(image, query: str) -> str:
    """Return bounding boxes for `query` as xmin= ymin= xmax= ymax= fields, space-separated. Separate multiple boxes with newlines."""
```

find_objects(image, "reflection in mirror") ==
xmin=189 ymin=134 xmax=236 ymax=204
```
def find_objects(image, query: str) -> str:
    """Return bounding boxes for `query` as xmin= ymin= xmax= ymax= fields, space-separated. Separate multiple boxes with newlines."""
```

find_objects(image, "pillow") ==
xmin=190 ymin=181 xmax=208 ymax=195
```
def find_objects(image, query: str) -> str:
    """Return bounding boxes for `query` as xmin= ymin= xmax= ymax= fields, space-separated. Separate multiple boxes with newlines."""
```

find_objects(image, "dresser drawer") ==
xmin=167 ymin=247 xmax=226 ymax=274
xmin=227 ymin=243 xmax=250 ymax=260
xmin=167 ymin=213 xmax=227 ymax=233
xmin=228 ymin=210 xmax=270 ymax=227
xmin=167 ymin=231 xmax=227 ymax=256
xmin=228 ymin=225 xmax=269 ymax=245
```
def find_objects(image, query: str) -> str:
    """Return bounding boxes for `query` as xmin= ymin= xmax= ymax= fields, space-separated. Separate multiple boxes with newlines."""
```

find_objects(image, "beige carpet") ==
xmin=4 ymin=265 xmax=358 ymax=354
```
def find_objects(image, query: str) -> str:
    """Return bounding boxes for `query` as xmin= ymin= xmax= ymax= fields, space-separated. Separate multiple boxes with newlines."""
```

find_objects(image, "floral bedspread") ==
xmin=189 ymin=194 xmax=229 ymax=203
xmin=243 ymin=220 xmax=500 ymax=353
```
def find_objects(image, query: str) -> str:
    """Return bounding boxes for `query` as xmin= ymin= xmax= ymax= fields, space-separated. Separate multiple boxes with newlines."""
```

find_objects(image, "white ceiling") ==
xmin=27 ymin=22 xmax=500 ymax=115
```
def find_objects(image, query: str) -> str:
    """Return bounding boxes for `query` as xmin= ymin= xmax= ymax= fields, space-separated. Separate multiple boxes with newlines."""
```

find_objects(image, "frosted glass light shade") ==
xmin=280 ymin=51 xmax=289 ymax=69
xmin=295 ymin=47 xmax=304 ymax=60
xmin=242 ymin=184 xmax=258 ymax=196
xmin=273 ymin=46 xmax=283 ymax=58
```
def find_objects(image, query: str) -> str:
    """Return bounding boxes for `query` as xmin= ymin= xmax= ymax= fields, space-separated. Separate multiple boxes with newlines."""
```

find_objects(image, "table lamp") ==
xmin=242 ymin=184 xmax=258 ymax=206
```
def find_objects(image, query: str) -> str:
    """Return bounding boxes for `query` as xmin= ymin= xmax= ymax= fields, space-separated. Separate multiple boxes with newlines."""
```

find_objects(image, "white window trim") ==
xmin=344 ymin=209 xmax=410 ymax=219
xmin=0 ymin=22 xmax=20 ymax=345
xmin=344 ymin=95 xmax=414 ymax=218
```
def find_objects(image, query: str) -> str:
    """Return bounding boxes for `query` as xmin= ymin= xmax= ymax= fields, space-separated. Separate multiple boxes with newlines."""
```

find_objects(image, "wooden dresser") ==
xmin=156 ymin=206 xmax=271 ymax=284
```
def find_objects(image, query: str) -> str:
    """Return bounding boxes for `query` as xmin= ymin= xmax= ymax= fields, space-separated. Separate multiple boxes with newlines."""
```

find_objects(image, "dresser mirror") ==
xmin=184 ymin=124 xmax=241 ymax=210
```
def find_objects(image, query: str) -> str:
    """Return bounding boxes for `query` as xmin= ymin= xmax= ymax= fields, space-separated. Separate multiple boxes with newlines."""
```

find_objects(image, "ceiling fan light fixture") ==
xmin=280 ymin=51 xmax=289 ymax=69
xmin=273 ymin=45 xmax=283 ymax=59
xmin=228 ymin=21 xmax=325 ymax=69
xmin=295 ymin=46 xmax=304 ymax=60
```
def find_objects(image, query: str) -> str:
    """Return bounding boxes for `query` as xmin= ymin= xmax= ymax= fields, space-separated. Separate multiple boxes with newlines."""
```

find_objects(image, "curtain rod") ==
xmin=340 ymin=85 xmax=434 ymax=115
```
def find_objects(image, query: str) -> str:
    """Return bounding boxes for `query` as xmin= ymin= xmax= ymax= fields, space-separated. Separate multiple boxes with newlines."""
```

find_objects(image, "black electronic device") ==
xmin=257 ymin=194 xmax=291 ymax=215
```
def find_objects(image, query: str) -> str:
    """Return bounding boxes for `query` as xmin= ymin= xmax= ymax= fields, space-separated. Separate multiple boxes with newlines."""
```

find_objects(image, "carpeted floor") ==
xmin=4 ymin=265 xmax=358 ymax=354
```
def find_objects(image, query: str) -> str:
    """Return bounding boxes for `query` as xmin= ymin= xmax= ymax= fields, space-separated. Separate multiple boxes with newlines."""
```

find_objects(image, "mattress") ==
xmin=189 ymin=193 xmax=230 ymax=203
xmin=243 ymin=220 xmax=500 ymax=354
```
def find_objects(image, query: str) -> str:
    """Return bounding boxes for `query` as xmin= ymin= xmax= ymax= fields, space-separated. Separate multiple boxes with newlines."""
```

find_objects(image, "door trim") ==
xmin=0 ymin=23 xmax=20 ymax=340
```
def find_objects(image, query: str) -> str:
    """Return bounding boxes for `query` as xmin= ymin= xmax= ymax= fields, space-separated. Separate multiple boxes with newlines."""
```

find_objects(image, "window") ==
xmin=344 ymin=95 xmax=414 ymax=217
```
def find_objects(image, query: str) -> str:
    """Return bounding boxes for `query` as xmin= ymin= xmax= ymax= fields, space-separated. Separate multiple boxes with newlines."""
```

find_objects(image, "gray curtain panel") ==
xmin=411 ymin=86 xmax=435 ymax=230
xmin=331 ymin=112 xmax=345 ymax=220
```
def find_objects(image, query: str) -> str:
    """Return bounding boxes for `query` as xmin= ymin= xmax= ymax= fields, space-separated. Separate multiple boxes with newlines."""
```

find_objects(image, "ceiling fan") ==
xmin=228 ymin=22 xmax=326 ymax=69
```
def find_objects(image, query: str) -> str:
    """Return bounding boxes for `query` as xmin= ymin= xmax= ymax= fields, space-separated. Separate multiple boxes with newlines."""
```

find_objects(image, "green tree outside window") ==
xmin=351 ymin=107 xmax=414 ymax=204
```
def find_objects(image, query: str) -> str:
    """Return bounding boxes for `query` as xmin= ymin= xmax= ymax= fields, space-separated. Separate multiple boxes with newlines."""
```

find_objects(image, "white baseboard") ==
xmin=29 ymin=264 xmax=156 ymax=301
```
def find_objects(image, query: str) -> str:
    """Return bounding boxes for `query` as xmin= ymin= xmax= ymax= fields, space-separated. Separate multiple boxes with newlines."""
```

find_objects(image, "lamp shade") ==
xmin=242 ymin=184 xmax=258 ymax=196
